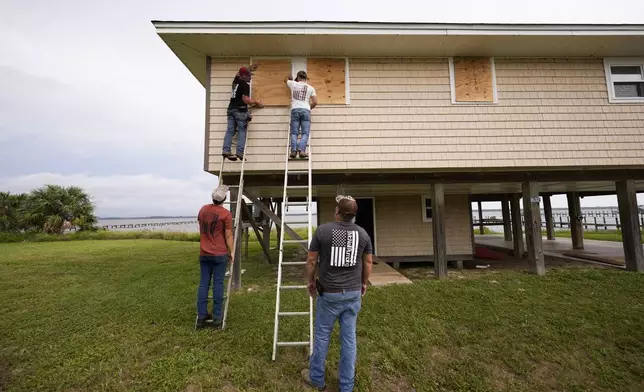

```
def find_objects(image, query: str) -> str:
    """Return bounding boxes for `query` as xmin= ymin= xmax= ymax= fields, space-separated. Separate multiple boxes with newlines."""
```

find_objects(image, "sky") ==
xmin=1 ymin=1 xmax=643 ymax=217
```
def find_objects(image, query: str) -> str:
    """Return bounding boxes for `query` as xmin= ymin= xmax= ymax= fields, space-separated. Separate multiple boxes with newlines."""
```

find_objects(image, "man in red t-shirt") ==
xmin=195 ymin=185 xmax=234 ymax=329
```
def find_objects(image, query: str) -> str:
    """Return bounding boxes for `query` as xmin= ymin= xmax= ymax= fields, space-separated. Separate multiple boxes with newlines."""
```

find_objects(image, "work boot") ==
xmin=301 ymin=369 xmax=326 ymax=391
xmin=289 ymin=151 xmax=298 ymax=159
xmin=222 ymin=152 xmax=237 ymax=161
xmin=298 ymin=151 xmax=309 ymax=159
xmin=209 ymin=318 xmax=223 ymax=330
xmin=195 ymin=315 xmax=207 ymax=330
xmin=235 ymin=153 xmax=245 ymax=161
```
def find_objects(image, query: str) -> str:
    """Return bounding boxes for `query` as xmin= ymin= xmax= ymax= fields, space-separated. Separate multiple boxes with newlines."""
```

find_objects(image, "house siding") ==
xmin=208 ymin=57 xmax=644 ymax=173
xmin=317 ymin=194 xmax=472 ymax=257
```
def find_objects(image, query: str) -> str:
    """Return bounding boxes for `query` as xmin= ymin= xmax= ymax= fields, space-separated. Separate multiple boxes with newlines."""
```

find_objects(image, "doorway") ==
xmin=354 ymin=198 xmax=376 ymax=254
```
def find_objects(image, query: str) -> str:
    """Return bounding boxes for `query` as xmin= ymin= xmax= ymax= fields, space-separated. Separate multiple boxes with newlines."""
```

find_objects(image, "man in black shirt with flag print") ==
xmin=302 ymin=195 xmax=373 ymax=392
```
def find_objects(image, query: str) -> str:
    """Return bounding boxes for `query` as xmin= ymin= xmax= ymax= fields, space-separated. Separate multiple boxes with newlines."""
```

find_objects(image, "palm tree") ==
xmin=0 ymin=192 xmax=28 ymax=232
xmin=22 ymin=185 xmax=97 ymax=234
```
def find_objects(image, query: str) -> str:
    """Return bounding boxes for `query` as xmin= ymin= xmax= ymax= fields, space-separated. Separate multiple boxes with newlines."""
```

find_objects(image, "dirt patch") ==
xmin=426 ymin=346 xmax=452 ymax=365
xmin=529 ymin=361 xmax=562 ymax=389
xmin=486 ymin=360 xmax=518 ymax=391
xmin=0 ymin=359 xmax=10 ymax=391
xmin=370 ymin=367 xmax=415 ymax=392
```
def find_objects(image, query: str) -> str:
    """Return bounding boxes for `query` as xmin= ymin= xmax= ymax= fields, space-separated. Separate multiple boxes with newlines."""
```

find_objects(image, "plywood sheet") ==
xmin=251 ymin=59 xmax=291 ymax=106
xmin=454 ymin=57 xmax=494 ymax=102
xmin=307 ymin=58 xmax=346 ymax=104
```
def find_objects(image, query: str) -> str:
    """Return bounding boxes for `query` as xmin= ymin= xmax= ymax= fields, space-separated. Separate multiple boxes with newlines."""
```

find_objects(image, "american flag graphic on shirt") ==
xmin=292 ymin=84 xmax=308 ymax=100
xmin=331 ymin=229 xmax=359 ymax=267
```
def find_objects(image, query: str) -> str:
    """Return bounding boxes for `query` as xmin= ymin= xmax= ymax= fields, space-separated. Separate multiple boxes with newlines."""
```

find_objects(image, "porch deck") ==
xmin=368 ymin=256 xmax=413 ymax=286
xmin=475 ymin=234 xmax=629 ymax=267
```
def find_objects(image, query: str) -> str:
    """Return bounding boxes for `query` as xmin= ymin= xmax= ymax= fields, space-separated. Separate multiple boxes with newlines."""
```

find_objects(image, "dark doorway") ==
xmin=354 ymin=198 xmax=376 ymax=254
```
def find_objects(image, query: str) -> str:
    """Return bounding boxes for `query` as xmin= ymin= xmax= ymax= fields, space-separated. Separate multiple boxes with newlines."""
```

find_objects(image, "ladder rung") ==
xmin=283 ymin=239 xmax=308 ymax=244
xmin=280 ymin=285 xmax=307 ymax=290
xmin=282 ymin=261 xmax=307 ymax=266
xmin=288 ymin=171 xmax=309 ymax=175
xmin=286 ymin=185 xmax=308 ymax=189
xmin=286 ymin=201 xmax=309 ymax=206
xmin=277 ymin=341 xmax=309 ymax=347
xmin=278 ymin=311 xmax=309 ymax=317
xmin=227 ymin=185 xmax=240 ymax=188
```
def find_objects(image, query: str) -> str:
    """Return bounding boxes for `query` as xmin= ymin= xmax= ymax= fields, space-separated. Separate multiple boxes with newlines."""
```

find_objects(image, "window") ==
xmin=604 ymin=58 xmax=644 ymax=103
xmin=448 ymin=57 xmax=498 ymax=104
xmin=250 ymin=57 xmax=350 ymax=106
xmin=421 ymin=195 xmax=433 ymax=222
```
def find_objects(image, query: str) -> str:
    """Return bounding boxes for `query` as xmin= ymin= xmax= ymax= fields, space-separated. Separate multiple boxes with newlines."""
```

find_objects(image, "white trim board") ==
xmin=154 ymin=21 xmax=644 ymax=36
xmin=448 ymin=57 xmax=498 ymax=105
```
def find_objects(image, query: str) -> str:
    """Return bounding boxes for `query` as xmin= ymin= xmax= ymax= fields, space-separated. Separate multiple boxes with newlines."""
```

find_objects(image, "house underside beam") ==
xmin=220 ymin=169 xmax=644 ymax=188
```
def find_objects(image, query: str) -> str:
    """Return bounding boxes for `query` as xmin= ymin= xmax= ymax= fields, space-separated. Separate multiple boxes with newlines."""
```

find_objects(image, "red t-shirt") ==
xmin=198 ymin=204 xmax=233 ymax=256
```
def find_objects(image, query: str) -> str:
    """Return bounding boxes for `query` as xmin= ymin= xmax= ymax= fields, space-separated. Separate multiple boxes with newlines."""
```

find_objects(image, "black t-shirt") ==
xmin=309 ymin=221 xmax=373 ymax=292
xmin=227 ymin=77 xmax=250 ymax=111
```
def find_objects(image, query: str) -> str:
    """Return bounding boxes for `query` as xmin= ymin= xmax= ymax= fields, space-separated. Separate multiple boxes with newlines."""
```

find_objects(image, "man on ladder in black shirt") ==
xmin=222 ymin=65 xmax=264 ymax=161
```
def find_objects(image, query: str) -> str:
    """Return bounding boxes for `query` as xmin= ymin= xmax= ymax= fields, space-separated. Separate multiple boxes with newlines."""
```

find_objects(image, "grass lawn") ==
xmin=1 ymin=240 xmax=644 ymax=391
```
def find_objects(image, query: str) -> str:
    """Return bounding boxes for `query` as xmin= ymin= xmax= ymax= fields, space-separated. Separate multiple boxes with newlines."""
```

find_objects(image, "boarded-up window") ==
xmin=451 ymin=57 xmax=495 ymax=103
xmin=307 ymin=58 xmax=347 ymax=104
xmin=251 ymin=59 xmax=291 ymax=106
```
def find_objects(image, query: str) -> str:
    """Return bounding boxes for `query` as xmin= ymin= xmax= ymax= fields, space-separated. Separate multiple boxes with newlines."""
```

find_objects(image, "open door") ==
xmin=354 ymin=198 xmax=376 ymax=254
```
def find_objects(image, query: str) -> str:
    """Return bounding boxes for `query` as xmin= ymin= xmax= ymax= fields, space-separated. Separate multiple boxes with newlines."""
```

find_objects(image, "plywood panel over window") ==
xmin=307 ymin=58 xmax=347 ymax=104
xmin=452 ymin=57 xmax=495 ymax=103
xmin=251 ymin=59 xmax=291 ymax=106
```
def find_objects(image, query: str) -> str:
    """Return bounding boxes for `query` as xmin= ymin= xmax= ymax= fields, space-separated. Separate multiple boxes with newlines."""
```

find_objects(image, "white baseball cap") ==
xmin=212 ymin=185 xmax=229 ymax=202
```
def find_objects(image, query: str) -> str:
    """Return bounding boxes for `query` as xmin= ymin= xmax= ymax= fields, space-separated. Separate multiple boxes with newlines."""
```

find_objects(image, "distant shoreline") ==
xmin=98 ymin=216 xmax=196 ymax=220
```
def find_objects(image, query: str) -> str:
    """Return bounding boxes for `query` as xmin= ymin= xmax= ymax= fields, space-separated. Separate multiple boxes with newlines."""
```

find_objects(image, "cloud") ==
xmin=0 ymin=172 xmax=217 ymax=217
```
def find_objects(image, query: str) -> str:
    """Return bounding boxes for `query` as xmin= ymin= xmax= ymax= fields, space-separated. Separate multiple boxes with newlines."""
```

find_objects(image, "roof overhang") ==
xmin=153 ymin=21 xmax=644 ymax=87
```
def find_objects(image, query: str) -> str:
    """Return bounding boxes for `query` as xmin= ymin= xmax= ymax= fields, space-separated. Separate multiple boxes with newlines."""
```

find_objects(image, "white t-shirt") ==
xmin=287 ymin=80 xmax=316 ymax=110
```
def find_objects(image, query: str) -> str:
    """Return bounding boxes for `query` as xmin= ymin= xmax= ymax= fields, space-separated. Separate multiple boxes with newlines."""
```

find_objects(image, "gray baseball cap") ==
xmin=212 ymin=185 xmax=229 ymax=202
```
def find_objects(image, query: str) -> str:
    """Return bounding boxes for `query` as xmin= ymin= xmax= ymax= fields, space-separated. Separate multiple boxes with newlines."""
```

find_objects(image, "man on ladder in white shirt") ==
xmin=285 ymin=71 xmax=318 ymax=159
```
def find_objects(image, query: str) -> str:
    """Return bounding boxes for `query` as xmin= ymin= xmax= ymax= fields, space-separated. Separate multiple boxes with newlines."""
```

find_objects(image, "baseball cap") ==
xmin=212 ymin=185 xmax=229 ymax=202
xmin=296 ymin=70 xmax=308 ymax=80
xmin=238 ymin=66 xmax=252 ymax=76
xmin=336 ymin=195 xmax=357 ymax=218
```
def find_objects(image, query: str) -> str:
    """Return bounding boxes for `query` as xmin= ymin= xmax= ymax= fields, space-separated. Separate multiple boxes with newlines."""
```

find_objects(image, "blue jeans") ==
xmin=309 ymin=290 xmax=362 ymax=392
xmin=196 ymin=255 xmax=227 ymax=319
xmin=223 ymin=109 xmax=249 ymax=155
xmin=290 ymin=108 xmax=311 ymax=153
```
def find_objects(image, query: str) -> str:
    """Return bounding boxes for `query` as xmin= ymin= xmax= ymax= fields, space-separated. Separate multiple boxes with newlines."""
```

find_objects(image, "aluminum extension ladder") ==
xmin=271 ymin=127 xmax=314 ymax=361
xmin=218 ymin=131 xmax=249 ymax=330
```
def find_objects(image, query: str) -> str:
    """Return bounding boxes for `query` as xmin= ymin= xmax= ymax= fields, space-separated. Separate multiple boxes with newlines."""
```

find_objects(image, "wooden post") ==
xmin=432 ymin=184 xmax=447 ymax=279
xmin=616 ymin=180 xmax=644 ymax=272
xmin=244 ymin=226 xmax=249 ymax=259
xmin=261 ymin=198 xmax=272 ymax=255
xmin=230 ymin=187 xmax=242 ymax=289
xmin=543 ymin=194 xmax=555 ymax=240
xmin=567 ymin=192 xmax=584 ymax=250
xmin=275 ymin=200 xmax=282 ymax=250
xmin=477 ymin=201 xmax=484 ymax=234
xmin=510 ymin=194 xmax=524 ymax=258
xmin=468 ymin=197 xmax=476 ymax=255
xmin=523 ymin=182 xmax=545 ymax=275
xmin=501 ymin=194 xmax=512 ymax=242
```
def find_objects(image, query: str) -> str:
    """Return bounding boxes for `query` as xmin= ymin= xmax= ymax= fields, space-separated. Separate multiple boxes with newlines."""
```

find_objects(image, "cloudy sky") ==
xmin=1 ymin=0 xmax=643 ymax=217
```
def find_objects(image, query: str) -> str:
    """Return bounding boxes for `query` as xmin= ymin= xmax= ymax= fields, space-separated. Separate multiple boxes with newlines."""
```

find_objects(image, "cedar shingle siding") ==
xmin=208 ymin=57 xmax=644 ymax=173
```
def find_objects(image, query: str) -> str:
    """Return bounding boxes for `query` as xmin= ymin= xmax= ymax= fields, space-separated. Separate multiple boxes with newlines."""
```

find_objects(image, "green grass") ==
xmin=0 ymin=228 xmax=311 ymax=244
xmin=2 ymin=240 xmax=644 ymax=391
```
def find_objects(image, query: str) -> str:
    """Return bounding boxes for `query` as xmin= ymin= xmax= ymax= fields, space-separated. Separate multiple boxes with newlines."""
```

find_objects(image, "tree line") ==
xmin=0 ymin=185 xmax=97 ymax=234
